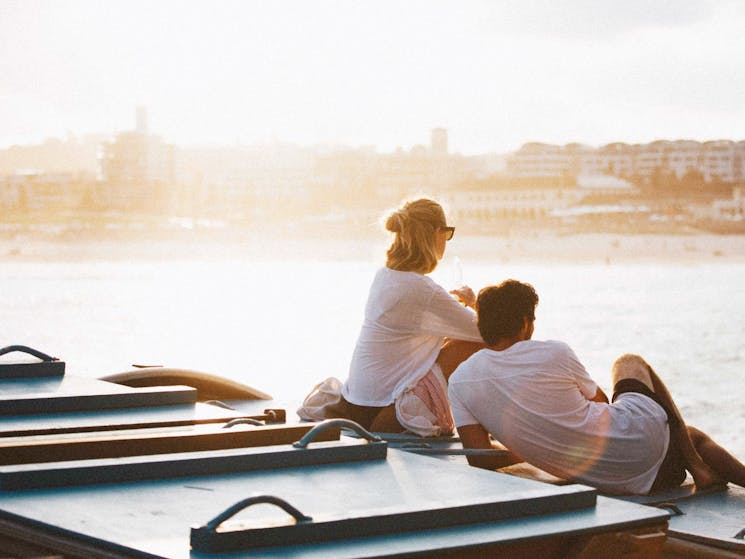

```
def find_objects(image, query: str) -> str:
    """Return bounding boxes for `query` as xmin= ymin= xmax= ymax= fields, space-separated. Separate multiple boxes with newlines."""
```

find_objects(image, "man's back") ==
xmin=448 ymin=339 xmax=670 ymax=494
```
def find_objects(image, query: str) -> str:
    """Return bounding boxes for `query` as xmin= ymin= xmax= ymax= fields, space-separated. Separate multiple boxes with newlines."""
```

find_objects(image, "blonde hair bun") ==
xmin=385 ymin=210 xmax=406 ymax=234
xmin=384 ymin=197 xmax=446 ymax=274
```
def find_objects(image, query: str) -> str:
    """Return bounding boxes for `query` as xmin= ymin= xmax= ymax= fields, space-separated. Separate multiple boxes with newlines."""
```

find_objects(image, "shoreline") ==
xmin=3 ymin=231 xmax=745 ymax=264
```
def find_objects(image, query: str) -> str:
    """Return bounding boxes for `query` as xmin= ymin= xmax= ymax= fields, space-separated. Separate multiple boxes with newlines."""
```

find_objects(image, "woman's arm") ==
xmin=590 ymin=386 xmax=609 ymax=403
xmin=422 ymin=282 xmax=482 ymax=341
xmin=449 ymin=285 xmax=476 ymax=308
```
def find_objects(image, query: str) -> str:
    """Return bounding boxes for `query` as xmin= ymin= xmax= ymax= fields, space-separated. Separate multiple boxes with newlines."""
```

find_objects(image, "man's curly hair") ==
xmin=477 ymin=280 xmax=539 ymax=346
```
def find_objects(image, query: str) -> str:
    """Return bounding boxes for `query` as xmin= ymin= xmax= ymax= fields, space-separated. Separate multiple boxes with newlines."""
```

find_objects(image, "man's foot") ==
xmin=691 ymin=463 xmax=727 ymax=491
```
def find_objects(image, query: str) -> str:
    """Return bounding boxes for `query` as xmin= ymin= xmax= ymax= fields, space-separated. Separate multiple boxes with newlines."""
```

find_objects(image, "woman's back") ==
xmin=343 ymin=267 xmax=479 ymax=406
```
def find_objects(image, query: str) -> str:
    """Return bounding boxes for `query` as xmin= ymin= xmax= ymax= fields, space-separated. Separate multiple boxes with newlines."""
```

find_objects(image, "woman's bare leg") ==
xmin=369 ymin=403 xmax=405 ymax=433
xmin=367 ymin=339 xmax=485 ymax=434
xmin=613 ymin=354 xmax=723 ymax=490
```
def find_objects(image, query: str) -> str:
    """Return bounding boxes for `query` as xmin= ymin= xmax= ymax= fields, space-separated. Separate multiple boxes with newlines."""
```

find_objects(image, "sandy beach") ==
xmin=459 ymin=232 xmax=745 ymax=265
xmin=2 ymin=232 xmax=744 ymax=264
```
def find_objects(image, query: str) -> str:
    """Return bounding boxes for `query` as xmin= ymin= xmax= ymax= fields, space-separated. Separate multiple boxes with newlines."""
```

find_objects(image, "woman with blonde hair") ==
xmin=299 ymin=197 xmax=484 ymax=435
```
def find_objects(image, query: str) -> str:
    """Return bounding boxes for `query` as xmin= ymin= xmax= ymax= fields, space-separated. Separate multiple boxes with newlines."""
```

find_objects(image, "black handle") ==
xmin=222 ymin=417 xmax=264 ymax=428
xmin=190 ymin=494 xmax=314 ymax=552
xmin=0 ymin=345 xmax=58 ymax=361
xmin=293 ymin=418 xmax=382 ymax=449
xmin=201 ymin=494 xmax=312 ymax=531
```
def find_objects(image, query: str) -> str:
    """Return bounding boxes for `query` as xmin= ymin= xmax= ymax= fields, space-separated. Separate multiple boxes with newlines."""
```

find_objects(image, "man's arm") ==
xmin=457 ymin=423 xmax=523 ymax=470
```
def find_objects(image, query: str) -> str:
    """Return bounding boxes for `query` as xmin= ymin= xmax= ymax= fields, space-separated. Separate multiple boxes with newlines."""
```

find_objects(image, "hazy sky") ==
xmin=2 ymin=0 xmax=744 ymax=154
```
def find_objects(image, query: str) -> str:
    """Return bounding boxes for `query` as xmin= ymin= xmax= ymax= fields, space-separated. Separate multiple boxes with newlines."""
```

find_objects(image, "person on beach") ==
xmin=448 ymin=280 xmax=745 ymax=495
xmin=298 ymin=197 xmax=484 ymax=435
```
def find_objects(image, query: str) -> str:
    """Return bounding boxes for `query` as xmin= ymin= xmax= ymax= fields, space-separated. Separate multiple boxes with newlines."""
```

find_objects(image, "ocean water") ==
xmin=2 ymin=242 xmax=743 ymax=460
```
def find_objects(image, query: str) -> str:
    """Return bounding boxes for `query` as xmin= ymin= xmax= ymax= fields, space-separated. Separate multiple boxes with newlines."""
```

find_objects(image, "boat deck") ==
xmin=0 ymin=364 xmax=721 ymax=558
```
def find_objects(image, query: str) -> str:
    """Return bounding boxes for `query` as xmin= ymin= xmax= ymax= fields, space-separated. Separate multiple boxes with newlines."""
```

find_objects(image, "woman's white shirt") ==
xmin=342 ymin=267 xmax=481 ymax=407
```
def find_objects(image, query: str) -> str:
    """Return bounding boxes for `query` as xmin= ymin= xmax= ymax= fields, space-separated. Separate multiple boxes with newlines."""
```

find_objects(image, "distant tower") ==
xmin=136 ymin=106 xmax=148 ymax=134
xmin=431 ymin=128 xmax=448 ymax=156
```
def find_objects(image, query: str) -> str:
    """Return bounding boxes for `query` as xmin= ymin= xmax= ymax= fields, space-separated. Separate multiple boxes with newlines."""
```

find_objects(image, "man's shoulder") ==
xmin=524 ymin=339 xmax=574 ymax=355
xmin=546 ymin=339 xmax=574 ymax=351
xmin=449 ymin=348 xmax=490 ymax=383
xmin=513 ymin=340 xmax=579 ymax=369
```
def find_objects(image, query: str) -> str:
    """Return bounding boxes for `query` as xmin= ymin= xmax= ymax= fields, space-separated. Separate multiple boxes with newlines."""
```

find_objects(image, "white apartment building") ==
xmin=667 ymin=140 xmax=700 ymax=178
xmin=597 ymin=143 xmax=635 ymax=176
xmin=507 ymin=139 xmax=745 ymax=183
xmin=0 ymin=171 xmax=87 ymax=211
xmin=98 ymin=131 xmax=174 ymax=187
xmin=634 ymin=140 xmax=669 ymax=178
xmin=701 ymin=140 xmax=745 ymax=183
xmin=711 ymin=186 xmax=745 ymax=220
xmin=0 ymin=177 xmax=21 ymax=210
xmin=443 ymin=185 xmax=582 ymax=223
xmin=506 ymin=143 xmax=571 ymax=178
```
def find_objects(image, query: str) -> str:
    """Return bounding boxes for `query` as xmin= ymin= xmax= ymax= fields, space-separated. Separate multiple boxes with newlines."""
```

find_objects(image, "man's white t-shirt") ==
xmin=448 ymin=340 xmax=670 ymax=495
xmin=343 ymin=267 xmax=481 ymax=407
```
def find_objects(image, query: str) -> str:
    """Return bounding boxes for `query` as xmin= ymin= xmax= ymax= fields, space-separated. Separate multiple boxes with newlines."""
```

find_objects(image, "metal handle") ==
xmin=201 ymin=495 xmax=312 ymax=531
xmin=221 ymin=408 xmax=287 ymax=428
xmin=190 ymin=494 xmax=313 ymax=551
xmin=293 ymin=419 xmax=381 ymax=448
xmin=0 ymin=345 xmax=57 ymax=361
xmin=222 ymin=417 xmax=264 ymax=428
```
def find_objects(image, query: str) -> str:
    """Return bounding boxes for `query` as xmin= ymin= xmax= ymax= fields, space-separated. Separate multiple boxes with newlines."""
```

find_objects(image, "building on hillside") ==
xmin=99 ymin=132 xmax=174 ymax=186
xmin=597 ymin=143 xmax=635 ymax=177
xmin=0 ymin=175 xmax=21 ymax=210
xmin=506 ymin=138 xmax=745 ymax=185
xmin=313 ymin=147 xmax=378 ymax=208
xmin=701 ymin=140 xmax=744 ymax=183
xmin=564 ymin=143 xmax=596 ymax=176
xmin=97 ymin=107 xmax=174 ymax=210
xmin=0 ymin=171 xmax=93 ymax=212
xmin=634 ymin=141 xmax=669 ymax=178
xmin=506 ymin=142 xmax=570 ymax=178
xmin=431 ymin=128 xmax=448 ymax=157
xmin=576 ymin=174 xmax=638 ymax=197
xmin=442 ymin=172 xmax=640 ymax=228
xmin=667 ymin=140 xmax=701 ymax=179
xmin=442 ymin=181 xmax=582 ymax=225
xmin=216 ymin=143 xmax=315 ymax=220
xmin=711 ymin=186 xmax=745 ymax=220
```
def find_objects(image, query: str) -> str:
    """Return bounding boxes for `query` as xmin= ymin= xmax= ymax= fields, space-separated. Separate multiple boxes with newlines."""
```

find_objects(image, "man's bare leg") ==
xmin=612 ymin=354 xmax=724 ymax=490
xmin=688 ymin=426 xmax=745 ymax=487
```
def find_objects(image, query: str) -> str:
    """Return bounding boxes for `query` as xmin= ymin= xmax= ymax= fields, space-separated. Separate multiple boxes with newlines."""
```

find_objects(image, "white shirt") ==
xmin=343 ymin=267 xmax=482 ymax=407
xmin=448 ymin=340 xmax=670 ymax=495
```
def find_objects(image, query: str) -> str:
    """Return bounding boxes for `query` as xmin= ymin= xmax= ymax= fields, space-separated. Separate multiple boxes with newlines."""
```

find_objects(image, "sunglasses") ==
xmin=440 ymin=226 xmax=455 ymax=241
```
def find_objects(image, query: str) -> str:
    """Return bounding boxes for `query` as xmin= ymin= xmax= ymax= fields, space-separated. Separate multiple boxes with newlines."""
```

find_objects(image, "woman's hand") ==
xmin=449 ymin=285 xmax=476 ymax=308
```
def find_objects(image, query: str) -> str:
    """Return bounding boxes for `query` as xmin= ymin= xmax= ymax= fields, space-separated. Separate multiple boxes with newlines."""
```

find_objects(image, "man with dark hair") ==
xmin=475 ymin=280 xmax=538 ymax=346
xmin=448 ymin=280 xmax=745 ymax=495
